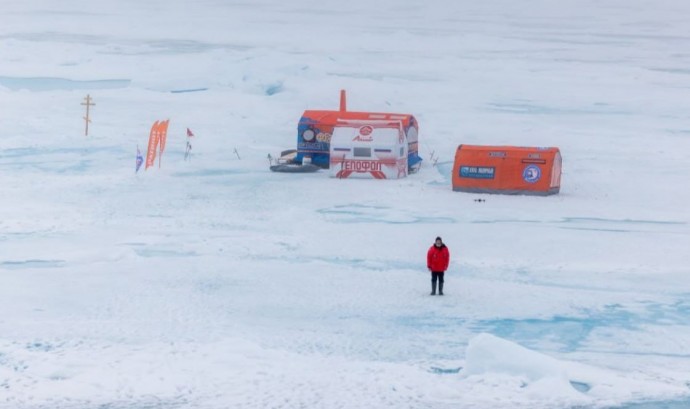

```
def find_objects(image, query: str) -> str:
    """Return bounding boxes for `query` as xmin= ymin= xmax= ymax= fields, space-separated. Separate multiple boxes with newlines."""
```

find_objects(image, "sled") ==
xmin=269 ymin=149 xmax=320 ymax=173
xmin=270 ymin=163 xmax=321 ymax=173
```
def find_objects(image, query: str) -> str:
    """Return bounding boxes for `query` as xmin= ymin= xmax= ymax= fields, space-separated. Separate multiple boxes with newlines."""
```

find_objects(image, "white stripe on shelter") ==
xmin=329 ymin=120 xmax=408 ymax=179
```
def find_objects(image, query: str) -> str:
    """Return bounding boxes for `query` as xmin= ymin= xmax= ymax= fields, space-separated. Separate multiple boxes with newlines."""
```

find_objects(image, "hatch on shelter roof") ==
xmin=452 ymin=145 xmax=562 ymax=195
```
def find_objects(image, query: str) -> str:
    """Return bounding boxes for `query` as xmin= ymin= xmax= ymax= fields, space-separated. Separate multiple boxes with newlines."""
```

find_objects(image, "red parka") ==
xmin=427 ymin=244 xmax=450 ymax=272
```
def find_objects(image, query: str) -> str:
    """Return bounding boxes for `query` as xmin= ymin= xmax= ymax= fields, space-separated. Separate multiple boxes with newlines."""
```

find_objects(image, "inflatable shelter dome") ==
xmin=294 ymin=90 xmax=422 ymax=171
xmin=452 ymin=145 xmax=562 ymax=195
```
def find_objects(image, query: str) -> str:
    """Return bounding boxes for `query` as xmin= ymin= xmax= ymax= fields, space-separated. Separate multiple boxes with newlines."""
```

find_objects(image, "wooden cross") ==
xmin=81 ymin=94 xmax=95 ymax=136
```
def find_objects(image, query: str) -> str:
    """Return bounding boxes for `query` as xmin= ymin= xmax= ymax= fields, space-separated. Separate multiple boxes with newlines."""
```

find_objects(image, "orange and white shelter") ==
xmin=452 ymin=145 xmax=562 ymax=195
xmin=296 ymin=90 xmax=421 ymax=171
xmin=329 ymin=120 xmax=408 ymax=179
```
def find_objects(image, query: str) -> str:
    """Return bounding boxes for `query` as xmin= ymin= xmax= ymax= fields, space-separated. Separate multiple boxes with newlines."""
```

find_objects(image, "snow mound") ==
xmin=459 ymin=333 xmax=689 ymax=407
xmin=464 ymin=333 xmax=569 ymax=381
xmin=463 ymin=333 xmax=588 ymax=403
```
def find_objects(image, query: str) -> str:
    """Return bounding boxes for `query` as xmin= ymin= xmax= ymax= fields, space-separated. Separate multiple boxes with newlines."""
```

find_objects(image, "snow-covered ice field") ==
xmin=1 ymin=0 xmax=690 ymax=408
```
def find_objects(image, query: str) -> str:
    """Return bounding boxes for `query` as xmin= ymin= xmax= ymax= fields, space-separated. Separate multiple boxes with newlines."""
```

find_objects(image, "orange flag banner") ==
xmin=159 ymin=120 xmax=170 ymax=154
xmin=145 ymin=120 xmax=160 ymax=170
xmin=158 ymin=119 xmax=170 ymax=168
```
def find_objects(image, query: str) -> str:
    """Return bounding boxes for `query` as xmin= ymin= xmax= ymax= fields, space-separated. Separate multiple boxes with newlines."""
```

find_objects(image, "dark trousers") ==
xmin=431 ymin=271 xmax=444 ymax=294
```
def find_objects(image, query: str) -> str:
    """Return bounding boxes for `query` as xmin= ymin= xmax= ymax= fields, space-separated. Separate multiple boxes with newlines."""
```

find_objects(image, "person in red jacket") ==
xmin=427 ymin=236 xmax=450 ymax=295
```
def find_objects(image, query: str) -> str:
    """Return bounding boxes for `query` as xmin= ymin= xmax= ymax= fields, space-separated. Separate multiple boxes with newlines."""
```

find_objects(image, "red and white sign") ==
xmin=329 ymin=120 xmax=408 ymax=179
xmin=353 ymin=125 xmax=374 ymax=142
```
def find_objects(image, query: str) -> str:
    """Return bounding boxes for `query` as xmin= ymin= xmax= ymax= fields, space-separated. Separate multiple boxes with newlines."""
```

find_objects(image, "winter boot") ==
xmin=430 ymin=279 xmax=437 ymax=296
xmin=439 ymin=281 xmax=444 ymax=296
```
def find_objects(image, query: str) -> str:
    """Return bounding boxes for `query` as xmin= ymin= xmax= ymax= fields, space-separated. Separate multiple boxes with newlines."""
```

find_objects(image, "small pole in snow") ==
xmin=185 ymin=140 xmax=192 ymax=161
xmin=234 ymin=148 xmax=241 ymax=160
xmin=429 ymin=150 xmax=439 ymax=167
xmin=81 ymin=94 xmax=95 ymax=136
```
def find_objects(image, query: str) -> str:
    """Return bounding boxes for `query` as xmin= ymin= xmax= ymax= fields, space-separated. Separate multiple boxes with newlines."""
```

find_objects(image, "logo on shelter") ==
xmin=460 ymin=166 xmax=495 ymax=179
xmin=522 ymin=165 xmax=541 ymax=183
xmin=316 ymin=132 xmax=331 ymax=142
xmin=353 ymin=125 xmax=374 ymax=142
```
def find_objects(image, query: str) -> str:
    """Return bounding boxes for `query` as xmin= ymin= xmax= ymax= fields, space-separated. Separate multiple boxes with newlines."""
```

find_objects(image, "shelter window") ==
xmin=353 ymin=147 xmax=371 ymax=157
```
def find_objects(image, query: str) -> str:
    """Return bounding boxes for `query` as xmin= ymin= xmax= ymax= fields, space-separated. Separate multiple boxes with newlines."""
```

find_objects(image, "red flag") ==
xmin=186 ymin=127 xmax=194 ymax=137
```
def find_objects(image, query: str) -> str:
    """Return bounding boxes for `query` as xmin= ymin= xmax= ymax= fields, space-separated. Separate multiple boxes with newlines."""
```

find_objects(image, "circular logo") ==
xmin=359 ymin=126 xmax=373 ymax=136
xmin=302 ymin=129 xmax=315 ymax=141
xmin=523 ymin=165 xmax=541 ymax=184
